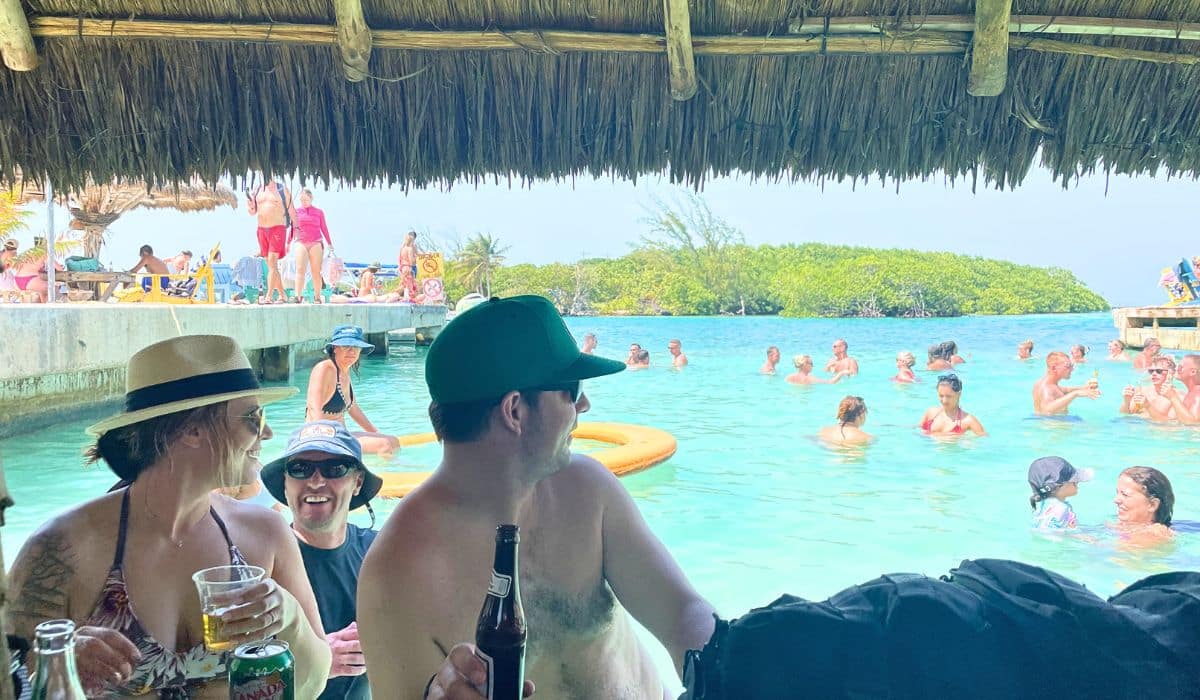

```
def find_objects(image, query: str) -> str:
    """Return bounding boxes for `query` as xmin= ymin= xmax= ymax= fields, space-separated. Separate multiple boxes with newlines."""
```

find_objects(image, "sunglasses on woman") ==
xmin=285 ymin=458 xmax=359 ymax=480
xmin=1147 ymin=368 xmax=1170 ymax=375
xmin=241 ymin=406 xmax=267 ymax=439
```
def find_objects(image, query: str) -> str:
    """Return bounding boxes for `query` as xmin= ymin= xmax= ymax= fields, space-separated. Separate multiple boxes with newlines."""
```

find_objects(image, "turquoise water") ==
xmin=3 ymin=312 xmax=1198 ymax=677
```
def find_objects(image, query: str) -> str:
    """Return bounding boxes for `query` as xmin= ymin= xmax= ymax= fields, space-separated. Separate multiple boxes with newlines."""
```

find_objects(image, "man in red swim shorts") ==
xmin=247 ymin=175 xmax=296 ymax=303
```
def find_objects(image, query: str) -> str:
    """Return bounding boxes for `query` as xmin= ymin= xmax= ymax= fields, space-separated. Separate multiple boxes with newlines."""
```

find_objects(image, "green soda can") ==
xmin=229 ymin=640 xmax=294 ymax=700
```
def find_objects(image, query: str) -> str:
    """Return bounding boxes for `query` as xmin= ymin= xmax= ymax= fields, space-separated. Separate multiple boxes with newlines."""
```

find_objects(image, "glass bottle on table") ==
xmin=30 ymin=619 xmax=88 ymax=700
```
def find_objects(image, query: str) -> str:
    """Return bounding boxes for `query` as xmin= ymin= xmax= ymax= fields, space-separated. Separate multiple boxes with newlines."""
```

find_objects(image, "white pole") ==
xmin=45 ymin=180 xmax=56 ymax=303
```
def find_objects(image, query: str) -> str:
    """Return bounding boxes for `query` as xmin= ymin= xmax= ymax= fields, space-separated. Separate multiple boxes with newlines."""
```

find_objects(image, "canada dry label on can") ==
xmin=230 ymin=640 xmax=294 ymax=700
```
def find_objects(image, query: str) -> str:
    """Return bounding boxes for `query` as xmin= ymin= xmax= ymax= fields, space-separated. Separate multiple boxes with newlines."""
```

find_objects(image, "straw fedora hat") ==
xmin=87 ymin=335 xmax=297 ymax=436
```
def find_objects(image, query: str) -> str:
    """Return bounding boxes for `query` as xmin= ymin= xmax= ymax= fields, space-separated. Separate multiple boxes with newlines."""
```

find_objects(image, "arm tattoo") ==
xmin=10 ymin=531 xmax=76 ymax=633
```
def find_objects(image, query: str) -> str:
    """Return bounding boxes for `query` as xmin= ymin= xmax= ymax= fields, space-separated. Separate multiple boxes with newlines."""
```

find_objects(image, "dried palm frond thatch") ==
xmin=1 ymin=0 xmax=1199 ymax=190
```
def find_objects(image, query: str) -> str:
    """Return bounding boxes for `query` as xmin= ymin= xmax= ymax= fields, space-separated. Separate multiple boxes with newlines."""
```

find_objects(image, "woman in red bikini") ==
xmin=6 ymin=335 xmax=331 ymax=698
xmin=919 ymin=373 xmax=986 ymax=436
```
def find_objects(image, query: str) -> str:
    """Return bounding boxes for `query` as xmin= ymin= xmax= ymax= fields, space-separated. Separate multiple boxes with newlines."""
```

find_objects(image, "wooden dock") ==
xmin=1112 ymin=305 xmax=1200 ymax=352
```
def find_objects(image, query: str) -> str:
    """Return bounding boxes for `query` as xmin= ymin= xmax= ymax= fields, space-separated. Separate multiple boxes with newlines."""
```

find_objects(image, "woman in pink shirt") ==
xmin=288 ymin=188 xmax=333 ymax=302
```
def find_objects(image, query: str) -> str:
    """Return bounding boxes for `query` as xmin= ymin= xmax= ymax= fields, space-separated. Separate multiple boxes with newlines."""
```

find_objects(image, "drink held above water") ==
xmin=229 ymin=640 xmax=294 ymax=700
xmin=476 ymin=524 xmax=527 ymax=700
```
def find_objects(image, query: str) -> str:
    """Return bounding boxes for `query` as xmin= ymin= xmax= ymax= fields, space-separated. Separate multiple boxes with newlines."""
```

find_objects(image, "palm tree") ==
xmin=455 ymin=233 xmax=509 ymax=296
xmin=0 ymin=187 xmax=34 ymax=241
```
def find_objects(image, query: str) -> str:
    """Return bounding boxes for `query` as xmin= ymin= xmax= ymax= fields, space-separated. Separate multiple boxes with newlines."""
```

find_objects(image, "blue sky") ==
xmin=19 ymin=167 xmax=1196 ymax=307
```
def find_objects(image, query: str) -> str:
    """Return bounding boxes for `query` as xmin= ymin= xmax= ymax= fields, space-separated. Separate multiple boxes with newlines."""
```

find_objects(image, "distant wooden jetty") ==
xmin=1112 ymin=306 xmax=1200 ymax=352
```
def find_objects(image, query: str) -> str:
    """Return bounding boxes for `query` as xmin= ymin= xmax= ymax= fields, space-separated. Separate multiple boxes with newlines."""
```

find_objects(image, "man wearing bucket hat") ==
xmin=359 ymin=295 xmax=716 ymax=700
xmin=1028 ymin=455 xmax=1095 ymax=529
xmin=7 ymin=335 xmax=331 ymax=697
xmin=262 ymin=421 xmax=382 ymax=700
xmin=306 ymin=325 xmax=401 ymax=455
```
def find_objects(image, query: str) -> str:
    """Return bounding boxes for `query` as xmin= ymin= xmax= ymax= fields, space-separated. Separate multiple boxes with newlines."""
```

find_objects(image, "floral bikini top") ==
xmin=84 ymin=489 xmax=247 ymax=698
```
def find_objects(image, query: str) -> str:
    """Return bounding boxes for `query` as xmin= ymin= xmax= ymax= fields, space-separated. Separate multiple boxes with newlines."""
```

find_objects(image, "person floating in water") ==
xmin=668 ymin=339 xmax=688 ymax=368
xmin=761 ymin=346 xmax=781 ymax=375
xmin=919 ymin=373 xmax=986 ymax=436
xmin=818 ymin=396 xmax=872 ymax=446
xmin=581 ymin=333 xmax=597 ymax=355
xmin=1070 ymin=344 xmax=1089 ymax=364
xmin=1033 ymin=351 xmax=1100 ymax=416
xmin=1106 ymin=339 xmax=1130 ymax=362
xmin=1120 ymin=355 xmax=1177 ymax=422
xmin=824 ymin=339 xmax=859 ymax=376
xmin=1016 ymin=339 xmax=1035 ymax=361
xmin=893 ymin=351 xmax=917 ymax=383
xmin=789 ymin=355 xmax=847 ymax=385
xmin=1132 ymin=337 xmax=1162 ymax=371
xmin=1113 ymin=466 xmax=1175 ymax=546
xmin=1028 ymin=455 xmax=1093 ymax=530
xmin=625 ymin=342 xmax=642 ymax=366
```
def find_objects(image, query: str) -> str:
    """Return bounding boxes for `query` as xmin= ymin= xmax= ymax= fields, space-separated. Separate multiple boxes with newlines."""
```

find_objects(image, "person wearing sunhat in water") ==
xmin=358 ymin=295 xmax=715 ymax=700
xmin=6 ymin=334 xmax=330 ymax=697
xmin=307 ymin=324 xmax=402 ymax=456
xmin=262 ymin=420 xmax=383 ymax=700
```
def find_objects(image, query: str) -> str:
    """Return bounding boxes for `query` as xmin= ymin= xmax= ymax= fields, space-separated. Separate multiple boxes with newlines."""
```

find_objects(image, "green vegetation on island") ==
xmin=439 ymin=197 xmax=1108 ymax=318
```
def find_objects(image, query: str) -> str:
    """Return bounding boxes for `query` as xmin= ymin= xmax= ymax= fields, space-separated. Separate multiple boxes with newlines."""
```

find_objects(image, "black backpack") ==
xmin=681 ymin=559 xmax=1200 ymax=700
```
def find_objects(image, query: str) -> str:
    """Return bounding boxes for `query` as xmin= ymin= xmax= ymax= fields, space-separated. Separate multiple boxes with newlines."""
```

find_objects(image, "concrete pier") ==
xmin=0 ymin=303 xmax=446 ymax=437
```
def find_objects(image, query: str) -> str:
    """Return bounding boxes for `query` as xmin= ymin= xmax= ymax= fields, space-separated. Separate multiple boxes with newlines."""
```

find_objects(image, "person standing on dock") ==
xmin=1033 ymin=351 xmax=1101 ymax=416
xmin=247 ymin=175 xmax=296 ymax=304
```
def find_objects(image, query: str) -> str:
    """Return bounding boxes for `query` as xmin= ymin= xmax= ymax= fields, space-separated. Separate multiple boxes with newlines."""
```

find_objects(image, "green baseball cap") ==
xmin=426 ymin=295 xmax=625 ymax=403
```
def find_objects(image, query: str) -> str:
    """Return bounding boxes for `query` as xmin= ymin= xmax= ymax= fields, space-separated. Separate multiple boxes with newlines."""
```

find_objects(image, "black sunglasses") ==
xmin=241 ymin=406 xmax=267 ymax=439
xmin=534 ymin=380 xmax=582 ymax=402
xmin=285 ymin=458 xmax=358 ymax=480
xmin=1147 ymin=368 xmax=1170 ymax=375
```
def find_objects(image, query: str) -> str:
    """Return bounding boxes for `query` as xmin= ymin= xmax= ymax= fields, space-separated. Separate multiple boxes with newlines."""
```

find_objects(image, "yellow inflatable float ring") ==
xmin=376 ymin=422 xmax=676 ymax=499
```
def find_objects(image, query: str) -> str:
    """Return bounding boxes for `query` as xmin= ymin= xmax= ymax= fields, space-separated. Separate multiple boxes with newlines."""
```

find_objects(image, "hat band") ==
xmin=125 ymin=368 xmax=261 ymax=412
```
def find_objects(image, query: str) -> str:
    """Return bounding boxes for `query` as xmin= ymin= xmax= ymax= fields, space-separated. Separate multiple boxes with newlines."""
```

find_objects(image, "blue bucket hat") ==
xmin=260 ymin=421 xmax=382 ymax=511
xmin=326 ymin=325 xmax=374 ymax=355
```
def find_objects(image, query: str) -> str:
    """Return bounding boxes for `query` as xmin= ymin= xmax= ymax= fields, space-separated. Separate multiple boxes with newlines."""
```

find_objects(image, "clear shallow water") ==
xmin=3 ymin=312 xmax=1198 ymax=679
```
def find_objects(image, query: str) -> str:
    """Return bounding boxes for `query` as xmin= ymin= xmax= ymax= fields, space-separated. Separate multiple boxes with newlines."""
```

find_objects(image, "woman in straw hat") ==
xmin=306 ymin=325 xmax=402 ymax=456
xmin=7 ymin=335 xmax=331 ymax=698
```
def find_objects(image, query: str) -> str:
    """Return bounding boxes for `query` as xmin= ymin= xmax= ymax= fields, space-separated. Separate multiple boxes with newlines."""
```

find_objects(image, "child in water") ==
xmin=1028 ymin=456 xmax=1094 ymax=529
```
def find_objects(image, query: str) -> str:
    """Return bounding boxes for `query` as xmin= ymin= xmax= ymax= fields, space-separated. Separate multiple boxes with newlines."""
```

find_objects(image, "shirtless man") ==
xmin=1132 ymin=338 xmax=1162 ymax=371
xmin=358 ymin=295 xmax=715 ymax=700
xmin=1120 ymin=355 xmax=1177 ymax=422
xmin=824 ymin=339 xmax=859 ymax=376
xmin=626 ymin=343 xmax=642 ymax=366
xmin=668 ymin=339 xmax=688 ymax=368
xmin=580 ymin=333 xmax=597 ymax=355
xmin=1162 ymin=354 xmax=1200 ymax=424
xmin=761 ymin=346 xmax=781 ymax=374
xmin=398 ymin=231 xmax=419 ymax=279
xmin=128 ymin=244 xmax=171 ymax=292
xmin=247 ymin=177 xmax=296 ymax=303
xmin=1033 ymin=351 xmax=1101 ymax=416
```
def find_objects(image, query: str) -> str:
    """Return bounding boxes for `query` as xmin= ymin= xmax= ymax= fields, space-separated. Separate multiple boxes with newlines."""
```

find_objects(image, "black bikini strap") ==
xmin=113 ymin=488 xmax=131 ymax=568
xmin=208 ymin=506 xmax=238 ymax=557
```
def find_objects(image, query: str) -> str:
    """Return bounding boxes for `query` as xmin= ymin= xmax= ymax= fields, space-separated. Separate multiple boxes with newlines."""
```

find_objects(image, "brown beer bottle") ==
xmin=475 ymin=524 xmax=527 ymax=700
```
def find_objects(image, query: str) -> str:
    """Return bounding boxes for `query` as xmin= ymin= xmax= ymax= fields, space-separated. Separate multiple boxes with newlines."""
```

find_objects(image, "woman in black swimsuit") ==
xmin=306 ymin=325 xmax=401 ymax=455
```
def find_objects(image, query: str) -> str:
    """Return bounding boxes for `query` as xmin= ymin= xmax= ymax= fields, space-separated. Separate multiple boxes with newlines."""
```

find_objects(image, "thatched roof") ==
xmin=2 ymin=1 xmax=1200 ymax=190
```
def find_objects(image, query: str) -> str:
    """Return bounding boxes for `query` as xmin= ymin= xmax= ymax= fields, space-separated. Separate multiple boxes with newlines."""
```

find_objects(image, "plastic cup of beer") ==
xmin=192 ymin=565 xmax=265 ymax=652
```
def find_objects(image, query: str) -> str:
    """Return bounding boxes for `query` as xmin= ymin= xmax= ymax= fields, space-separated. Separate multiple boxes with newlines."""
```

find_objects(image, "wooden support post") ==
xmin=968 ymin=0 xmax=1013 ymax=96
xmin=332 ymin=0 xmax=372 ymax=82
xmin=0 ymin=0 xmax=38 ymax=71
xmin=663 ymin=0 xmax=697 ymax=100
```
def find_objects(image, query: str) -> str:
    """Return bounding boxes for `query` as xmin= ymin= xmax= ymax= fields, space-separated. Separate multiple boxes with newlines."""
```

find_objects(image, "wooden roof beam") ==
xmin=0 ymin=0 xmax=38 ymax=71
xmin=663 ymin=0 xmax=697 ymax=100
xmin=333 ymin=0 xmax=371 ymax=82
xmin=968 ymin=0 xmax=1013 ymax=96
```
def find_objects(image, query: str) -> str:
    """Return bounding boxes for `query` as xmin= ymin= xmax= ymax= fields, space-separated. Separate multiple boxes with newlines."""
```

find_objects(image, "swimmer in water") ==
xmin=1070 ymin=344 xmax=1089 ymax=364
xmin=919 ymin=373 xmax=986 ymax=436
xmin=1033 ymin=351 xmax=1100 ymax=416
xmin=788 ymin=355 xmax=848 ymax=385
xmin=1120 ymin=355 xmax=1176 ymax=422
xmin=1028 ymin=455 xmax=1093 ymax=530
xmin=817 ymin=396 xmax=872 ymax=446
xmin=1106 ymin=339 xmax=1130 ymax=362
xmin=893 ymin=351 xmax=917 ymax=383
xmin=1112 ymin=466 xmax=1174 ymax=545
xmin=1017 ymin=339 xmax=1035 ymax=361
xmin=761 ymin=346 xmax=781 ymax=375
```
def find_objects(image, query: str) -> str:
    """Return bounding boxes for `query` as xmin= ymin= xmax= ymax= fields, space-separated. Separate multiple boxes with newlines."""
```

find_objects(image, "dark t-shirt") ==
xmin=297 ymin=524 xmax=378 ymax=700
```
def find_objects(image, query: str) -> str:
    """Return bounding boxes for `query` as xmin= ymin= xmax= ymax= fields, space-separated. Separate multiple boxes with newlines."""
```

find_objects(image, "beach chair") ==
xmin=136 ymin=244 xmax=221 ymax=304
